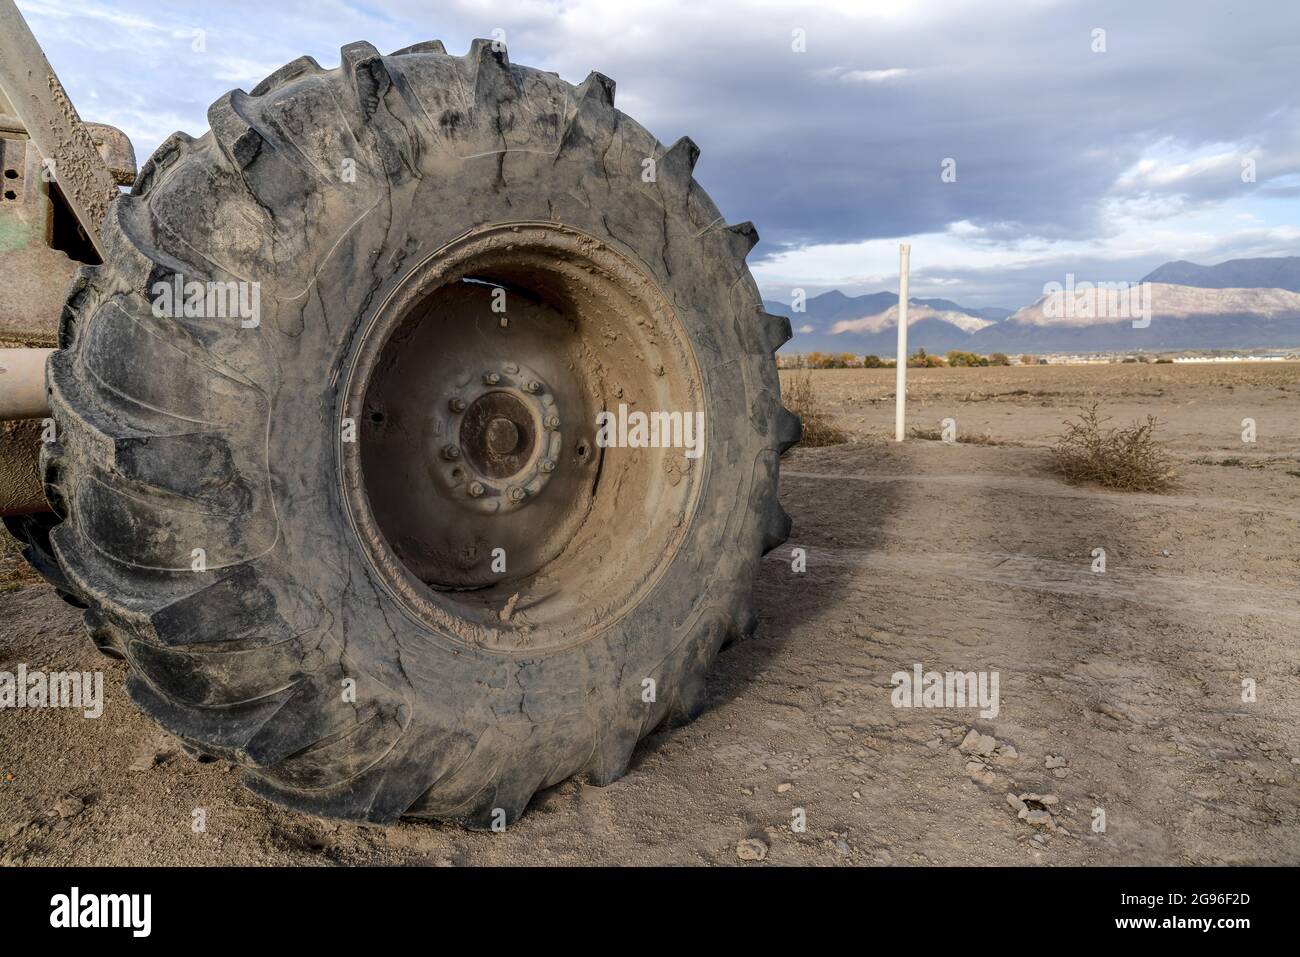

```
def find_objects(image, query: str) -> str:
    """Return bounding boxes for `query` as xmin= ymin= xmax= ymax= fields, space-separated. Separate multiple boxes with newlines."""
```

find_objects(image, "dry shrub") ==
xmin=782 ymin=371 xmax=846 ymax=448
xmin=1051 ymin=402 xmax=1177 ymax=492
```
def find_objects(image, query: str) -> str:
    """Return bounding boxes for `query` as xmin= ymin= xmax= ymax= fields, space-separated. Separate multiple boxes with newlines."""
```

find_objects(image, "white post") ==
xmin=894 ymin=243 xmax=911 ymax=442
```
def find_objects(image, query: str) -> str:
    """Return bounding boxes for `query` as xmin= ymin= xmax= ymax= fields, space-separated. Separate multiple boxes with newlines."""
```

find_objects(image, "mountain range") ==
xmin=765 ymin=256 xmax=1300 ymax=354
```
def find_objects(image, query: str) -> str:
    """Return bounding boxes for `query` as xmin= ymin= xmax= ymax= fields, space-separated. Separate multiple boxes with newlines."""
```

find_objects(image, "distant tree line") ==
xmin=778 ymin=350 xmax=1017 ymax=369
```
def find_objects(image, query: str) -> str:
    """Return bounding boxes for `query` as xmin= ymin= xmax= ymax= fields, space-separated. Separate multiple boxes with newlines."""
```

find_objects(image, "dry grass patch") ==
xmin=907 ymin=427 xmax=1016 ymax=446
xmin=781 ymin=371 xmax=847 ymax=448
xmin=1051 ymin=403 xmax=1177 ymax=492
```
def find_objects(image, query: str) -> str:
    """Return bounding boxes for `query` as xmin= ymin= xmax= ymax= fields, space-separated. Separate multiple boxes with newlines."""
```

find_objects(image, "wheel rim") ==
xmin=340 ymin=223 xmax=706 ymax=652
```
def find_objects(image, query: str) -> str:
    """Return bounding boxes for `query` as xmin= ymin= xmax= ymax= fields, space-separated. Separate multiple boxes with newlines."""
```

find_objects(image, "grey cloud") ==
xmin=19 ymin=0 xmax=1300 ymax=308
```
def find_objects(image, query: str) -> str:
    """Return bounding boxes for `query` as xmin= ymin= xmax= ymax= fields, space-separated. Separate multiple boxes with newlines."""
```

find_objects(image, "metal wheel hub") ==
xmin=344 ymin=222 xmax=704 ymax=648
xmin=432 ymin=361 xmax=561 ymax=514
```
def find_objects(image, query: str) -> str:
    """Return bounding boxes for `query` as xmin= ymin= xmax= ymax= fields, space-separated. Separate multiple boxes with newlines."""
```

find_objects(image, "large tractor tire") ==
xmin=43 ymin=40 xmax=799 ymax=825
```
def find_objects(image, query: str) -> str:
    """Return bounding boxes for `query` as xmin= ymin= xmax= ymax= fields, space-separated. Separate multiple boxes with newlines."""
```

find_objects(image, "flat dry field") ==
xmin=2 ymin=361 xmax=1298 ymax=865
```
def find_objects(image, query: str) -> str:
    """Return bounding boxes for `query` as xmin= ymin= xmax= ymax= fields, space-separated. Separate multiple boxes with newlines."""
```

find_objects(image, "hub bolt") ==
xmin=508 ymin=486 xmax=526 ymax=502
xmin=483 ymin=372 xmax=500 ymax=385
xmin=540 ymin=459 xmax=556 ymax=473
xmin=524 ymin=380 xmax=542 ymax=394
xmin=443 ymin=444 xmax=461 ymax=460
xmin=467 ymin=481 xmax=485 ymax=498
xmin=449 ymin=397 xmax=466 ymax=412
xmin=544 ymin=414 xmax=560 ymax=430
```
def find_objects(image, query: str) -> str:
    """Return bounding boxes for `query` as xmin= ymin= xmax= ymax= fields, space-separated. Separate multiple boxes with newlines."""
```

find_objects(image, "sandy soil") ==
xmin=2 ymin=361 xmax=1299 ymax=865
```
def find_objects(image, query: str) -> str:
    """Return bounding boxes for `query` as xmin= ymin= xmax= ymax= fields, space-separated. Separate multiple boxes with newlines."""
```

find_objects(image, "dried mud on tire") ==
xmin=37 ymin=41 xmax=797 ymax=825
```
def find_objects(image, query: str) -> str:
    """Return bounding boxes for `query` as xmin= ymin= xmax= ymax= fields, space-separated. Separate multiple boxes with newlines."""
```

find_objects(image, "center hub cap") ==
xmin=462 ymin=393 xmax=535 ymax=477
xmin=486 ymin=417 xmax=520 ymax=455
xmin=431 ymin=361 xmax=561 ymax=514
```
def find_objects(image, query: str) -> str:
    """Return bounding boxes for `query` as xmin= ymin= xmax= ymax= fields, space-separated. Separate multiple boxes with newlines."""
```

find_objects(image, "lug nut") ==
xmin=540 ymin=459 xmax=556 ymax=473
xmin=508 ymin=486 xmax=526 ymax=502
xmin=443 ymin=444 xmax=461 ymax=460
xmin=544 ymin=414 xmax=560 ymax=430
xmin=483 ymin=372 xmax=500 ymax=385
xmin=449 ymin=397 xmax=466 ymax=412
xmin=524 ymin=380 xmax=542 ymax=394
xmin=467 ymin=481 xmax=485 ymax=497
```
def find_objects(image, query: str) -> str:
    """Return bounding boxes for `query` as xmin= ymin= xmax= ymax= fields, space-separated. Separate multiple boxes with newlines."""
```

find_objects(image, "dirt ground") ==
xmin=2 ymin=361 xmax=1299 ymax=865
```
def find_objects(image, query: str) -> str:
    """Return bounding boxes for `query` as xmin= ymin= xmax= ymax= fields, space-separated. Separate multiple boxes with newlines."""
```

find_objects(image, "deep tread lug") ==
xmin=762 ymin=503 xmax=793 ymax=555
xmin=390 ymin=40 xmax=446 ymax=56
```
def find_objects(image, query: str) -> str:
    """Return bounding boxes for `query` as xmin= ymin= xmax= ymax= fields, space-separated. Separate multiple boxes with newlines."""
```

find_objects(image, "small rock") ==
xmin=129 ymin=732 xmax=177 ymax=773
xmin=1097 ymin=702 xmax=1129 ymax=723
xmin=1023 ymin=809 xmax=1054 ymax=829
xmin=851 ymin=790 xmax=861 ymax=800
xmin=966 ymin=761 xmax=995 ymax=786
xmin=1017 ymin=792 xmax=1058 ymax=806
xmin=1053 ymin=768 xmax=1069 ymax=779
xmin=959 ymin=729 xmax=998 ymax=757
xmin=1006 ymin=793 xmax=1028 ymax=813
xmin=1045 ymin=754 xmax=1068 ymax=769
xmin=991 ymin=744 xmax=1018 ymax=765
xmin=776 ymin=782 xmax=792 ymax=793
xmin=52 ymin=796 xmax=83 ymax=820
xmin=736 ymin=838 xmax=768 ymax=862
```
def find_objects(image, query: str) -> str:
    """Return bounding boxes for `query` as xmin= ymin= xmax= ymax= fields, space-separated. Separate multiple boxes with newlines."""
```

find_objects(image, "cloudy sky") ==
xmin=15 ymin=0 xmax=1300 ymax=309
